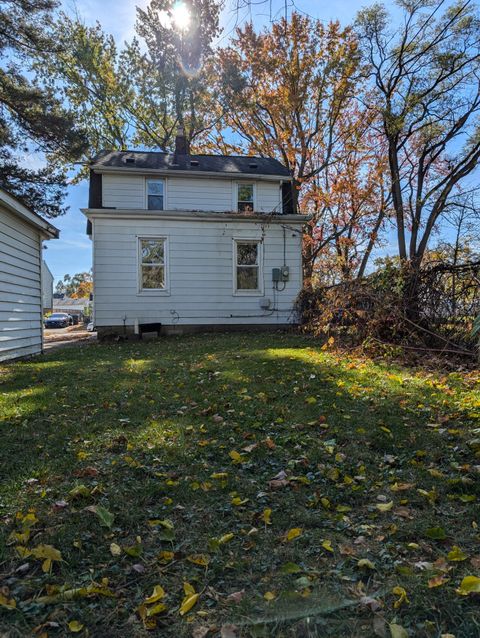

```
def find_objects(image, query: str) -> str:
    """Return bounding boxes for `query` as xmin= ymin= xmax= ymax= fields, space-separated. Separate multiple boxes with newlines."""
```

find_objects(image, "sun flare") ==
xmin=172 ymin=2 xmax=191 ymax=31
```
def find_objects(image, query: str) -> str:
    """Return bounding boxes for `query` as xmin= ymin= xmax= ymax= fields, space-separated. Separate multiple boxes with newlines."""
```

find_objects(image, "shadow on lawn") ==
xmin=0 ymin=333 xmax=475 ymax=511
xmin=1 ymin=333 xmax=480 ymax=637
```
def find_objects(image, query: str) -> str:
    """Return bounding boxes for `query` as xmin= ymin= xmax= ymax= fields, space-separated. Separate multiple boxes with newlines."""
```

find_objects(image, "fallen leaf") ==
xmin=261 ymin=508 xmax=272 ymax=525
xmin=229 ymin=450 xmax=243 ymax=464
xmin=447 ymin=546 xmax=468 ymax=562
xmin=87 ymin=505 xmax=114 ymax=529
xmin=392 ymin=586 xmax=409 ymax=609
xmin=376 ymin=501 xmax=394 ymax=512
xmin=180 ymin=582 xmax=199 ymax=615
xmin=389 ymin=624 xmax=409 ymax=638
xmin=425 ymin=527 xmax=446 ymax=540
xmin=146 ymin=602 xmax=168 ymax=616
xmin=145 ymin=585 xmax=166 ymax=604
xmin=226 ymin=590 xmax=245 ymax=604
xmin=187 ymin=554 xmax=210 ymax=566
xmin=285 ymin=527 xmax=302 ymax=542
xmin=110 ymin=543 xmax=121 ymax=556
xmin=68 ymin=620 xmax=84 ymax=633
xmin=428 ymin=575 xmax=449 ymax=588
xmin=264 ymin=591 xmax=276 ymax=601
xmin=322 ymin=539 xmax=334 ymax=552
xmin=456 ymin=575 xmax=480 ymax=595
xmin=221 ymin=624 xmax=239 ymax=638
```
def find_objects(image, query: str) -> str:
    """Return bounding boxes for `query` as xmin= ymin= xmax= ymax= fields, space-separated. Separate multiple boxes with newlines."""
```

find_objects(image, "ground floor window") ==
xmin=234 ymin=239 xmax=262 ymax=293
xmin=139 ymin=237 xmax=168 ymax=291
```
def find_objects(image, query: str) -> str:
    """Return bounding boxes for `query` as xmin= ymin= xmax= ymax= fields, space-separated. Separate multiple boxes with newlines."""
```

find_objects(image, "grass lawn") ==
xmin=1 ymin=333 xmax=480 ymax=637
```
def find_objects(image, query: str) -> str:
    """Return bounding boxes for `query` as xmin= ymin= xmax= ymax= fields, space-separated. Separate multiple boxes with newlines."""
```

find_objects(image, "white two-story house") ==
xmin=83 ymin=131 xmax=307 ymax=337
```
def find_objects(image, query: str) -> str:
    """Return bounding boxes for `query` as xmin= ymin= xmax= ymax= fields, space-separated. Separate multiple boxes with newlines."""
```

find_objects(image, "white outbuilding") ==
xmin=0 ymin=188 xmax=59 ymax=362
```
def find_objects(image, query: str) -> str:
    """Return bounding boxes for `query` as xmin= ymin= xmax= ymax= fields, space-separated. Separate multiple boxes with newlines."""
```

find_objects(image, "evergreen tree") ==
xmin=0 ymin=0 xmax=86 ymax=217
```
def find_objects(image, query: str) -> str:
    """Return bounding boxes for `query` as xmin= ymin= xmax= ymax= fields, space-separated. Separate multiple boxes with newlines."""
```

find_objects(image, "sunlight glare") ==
xmin=172 ymin=2 xmax=191 ymax=31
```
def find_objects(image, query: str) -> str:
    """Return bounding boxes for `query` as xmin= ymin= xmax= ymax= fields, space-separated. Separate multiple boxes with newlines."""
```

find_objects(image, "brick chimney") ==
xmin=174 ymin=126 xmax=189 ymax=155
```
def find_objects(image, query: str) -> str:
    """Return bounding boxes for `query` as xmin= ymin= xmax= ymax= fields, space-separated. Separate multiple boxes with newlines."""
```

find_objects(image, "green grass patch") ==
xmin=1 ymin=333 xmax=480 ymax=637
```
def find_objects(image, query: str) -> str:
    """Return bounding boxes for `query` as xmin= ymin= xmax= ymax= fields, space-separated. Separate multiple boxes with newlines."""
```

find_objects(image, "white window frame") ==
xmin=145 ymin=178 xmax=167 ymax=211
xmin=137 ymin=235 xmax=170 ymax=295
xmin=236 ymin=182 xmax=256 ymax=213
xmin=232 ymin=238 xmax=264 ymax=296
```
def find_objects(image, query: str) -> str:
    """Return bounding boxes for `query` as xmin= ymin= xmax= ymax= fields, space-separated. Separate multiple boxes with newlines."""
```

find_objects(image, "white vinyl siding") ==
xmin=257 ymin=181 xmax=282 ymax=213
xmin=168 ymin=177 xmax=232 ymax=212
xmin=0 ymin=206 xmax=43 ymax=361
xmin=102 ymin=174 xmax=146 ymax=209
xmin=92 ymin=217 xmax=303 ymax=327
xmin=101 ymin=174 xmax=283 ymax=213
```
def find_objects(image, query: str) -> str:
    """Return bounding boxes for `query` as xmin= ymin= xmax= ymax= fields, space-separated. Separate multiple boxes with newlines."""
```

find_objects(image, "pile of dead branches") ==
xmin=296 ymin=261 xmax=480 ymax=359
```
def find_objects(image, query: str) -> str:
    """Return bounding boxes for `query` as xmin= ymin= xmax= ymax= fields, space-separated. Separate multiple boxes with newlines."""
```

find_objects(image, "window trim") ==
xmin=232 ymin=238 xmax=264 ymax=296
xmin=236 ymin=182 xmax=256 ymax=213
xmin=145 ymin=178 xmax=167 ymax=211
xmin=137 ymin=235 xmax=170 ymax=295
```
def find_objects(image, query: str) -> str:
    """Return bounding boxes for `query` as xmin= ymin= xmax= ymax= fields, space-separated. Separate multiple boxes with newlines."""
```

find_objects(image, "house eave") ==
xmin=81 ymin=208 xmax=310 ymax=224
xmin=0 ymin=188 xmax=59 ymax=239
xmin=91 ymin=166 xmax=292 ymax=182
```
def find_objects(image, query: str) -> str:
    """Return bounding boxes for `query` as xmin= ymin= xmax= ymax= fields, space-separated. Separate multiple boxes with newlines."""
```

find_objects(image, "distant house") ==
xmin=83 ymin=129 xmax=307 ymax=337
xmin=52 ymin=296 xmax=90 ymax=320
xmin=42 ymin=261 xmax=54 ymax=312
xmin=0 ymin=188 xmax=59 ymax=361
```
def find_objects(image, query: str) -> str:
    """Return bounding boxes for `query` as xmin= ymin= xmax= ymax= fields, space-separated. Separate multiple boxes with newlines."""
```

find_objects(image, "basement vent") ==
xmin=190 ymin=160 xmax=199 ymax=166
xmin=124 ymin=158 xmax=135 ymax=164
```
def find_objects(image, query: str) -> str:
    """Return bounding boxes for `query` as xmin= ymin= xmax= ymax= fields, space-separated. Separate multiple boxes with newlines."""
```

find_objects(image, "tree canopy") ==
xmin=0 ymin=0 xmax=86 ymax=216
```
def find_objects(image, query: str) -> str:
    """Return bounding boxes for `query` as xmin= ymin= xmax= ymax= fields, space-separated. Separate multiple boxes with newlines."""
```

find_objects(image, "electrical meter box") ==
xmin=272 ymin=266 xmax=290 ymax=282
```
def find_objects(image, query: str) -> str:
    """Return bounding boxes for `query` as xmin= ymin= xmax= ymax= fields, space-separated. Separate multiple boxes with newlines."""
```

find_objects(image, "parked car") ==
xmin=44 ymin=313 xmax=71 ymax=329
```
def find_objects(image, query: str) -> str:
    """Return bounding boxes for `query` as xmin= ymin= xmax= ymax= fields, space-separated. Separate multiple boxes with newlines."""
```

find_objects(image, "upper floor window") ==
xmin=139 ymin=237 xmax=167 ymax=291
xmin=237 ymin=183 xmax=255 ymax=212
xmin=147 ymin=179 xmax=164 ymax=210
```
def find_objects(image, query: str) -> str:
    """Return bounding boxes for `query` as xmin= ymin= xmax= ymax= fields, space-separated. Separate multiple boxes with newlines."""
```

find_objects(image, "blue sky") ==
xmin=46 ymin=0 xmax=397 ymax=284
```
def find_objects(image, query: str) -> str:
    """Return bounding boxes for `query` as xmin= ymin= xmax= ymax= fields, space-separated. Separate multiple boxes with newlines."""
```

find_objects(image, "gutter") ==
xmin=81 ymin=208 xmax=311 ymax=224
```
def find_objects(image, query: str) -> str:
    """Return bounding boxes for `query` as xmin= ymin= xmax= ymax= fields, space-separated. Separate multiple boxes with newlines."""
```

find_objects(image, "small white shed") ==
xmin=0 ymin=188 xmax=59 ymax=362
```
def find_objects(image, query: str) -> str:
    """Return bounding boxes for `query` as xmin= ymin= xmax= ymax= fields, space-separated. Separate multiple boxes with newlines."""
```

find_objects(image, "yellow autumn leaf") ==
xmin=210 ymin=472 xmax=228 ymax=479
xmin=376 ymin=501 xmax=394 ymax=512
xmin=305 ymin=396 xmax=317 ymax=404
xmin=145 ymin=585 xmax=166 ymax=604
xmin=456 ymin=575 xmax=480 ymax=595
xmin=357 ymin=559 xmax=375 ymax=569
xmin=389 ymin=624 xmax=409 ymax=638
xmin=392 ymin=586 xmax=409 ymax=608
xmin=110 ymin=543 xmax=121 ymax=556
xmin=264 ymin=591 xmax=276 ymax=601
xmin=180 ymin=583 xmax=199 ymax=615
xmin=428 ymin=575 xmax=449 ymax=588
xmin=158 ymin=550 xmax=174 ymax=563
xmin=321 ymin=539 xmax=334 ymax=552
xmin=447 ymin=546 xmax=468 ymax=562
xmin=30 ymin=544 xmax=62 ymax=562
xmin=286 ymin=527 xmax=302 ymax=542
xmin=218 ymin=533 xmax=234 ymax=544
xmin=229 ymin=450 xmax=244 ymax=463
xmin=231 ymin=496 xmax=249 ymax=506
xmin=68 ymin=620 xmax=84 ymax=633
xmin=146 ymin=603 xmax=168 ymax=616
xmin=186 ymin=554 xmax=210 ymax=566
xmin=0 ymin=593 xmax=16 ymax=609
xmin=262 ymin=508 xmax=272 ymax=525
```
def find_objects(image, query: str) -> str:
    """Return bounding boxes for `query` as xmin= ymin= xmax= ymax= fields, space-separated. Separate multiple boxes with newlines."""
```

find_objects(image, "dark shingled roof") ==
xmin=91 ymin=150 xmax=291 ymax=178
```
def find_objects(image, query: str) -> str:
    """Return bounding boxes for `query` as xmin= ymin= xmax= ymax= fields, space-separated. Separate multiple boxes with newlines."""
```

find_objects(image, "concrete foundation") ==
xmin=96 ymin=323 xmax=296 ymax=341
